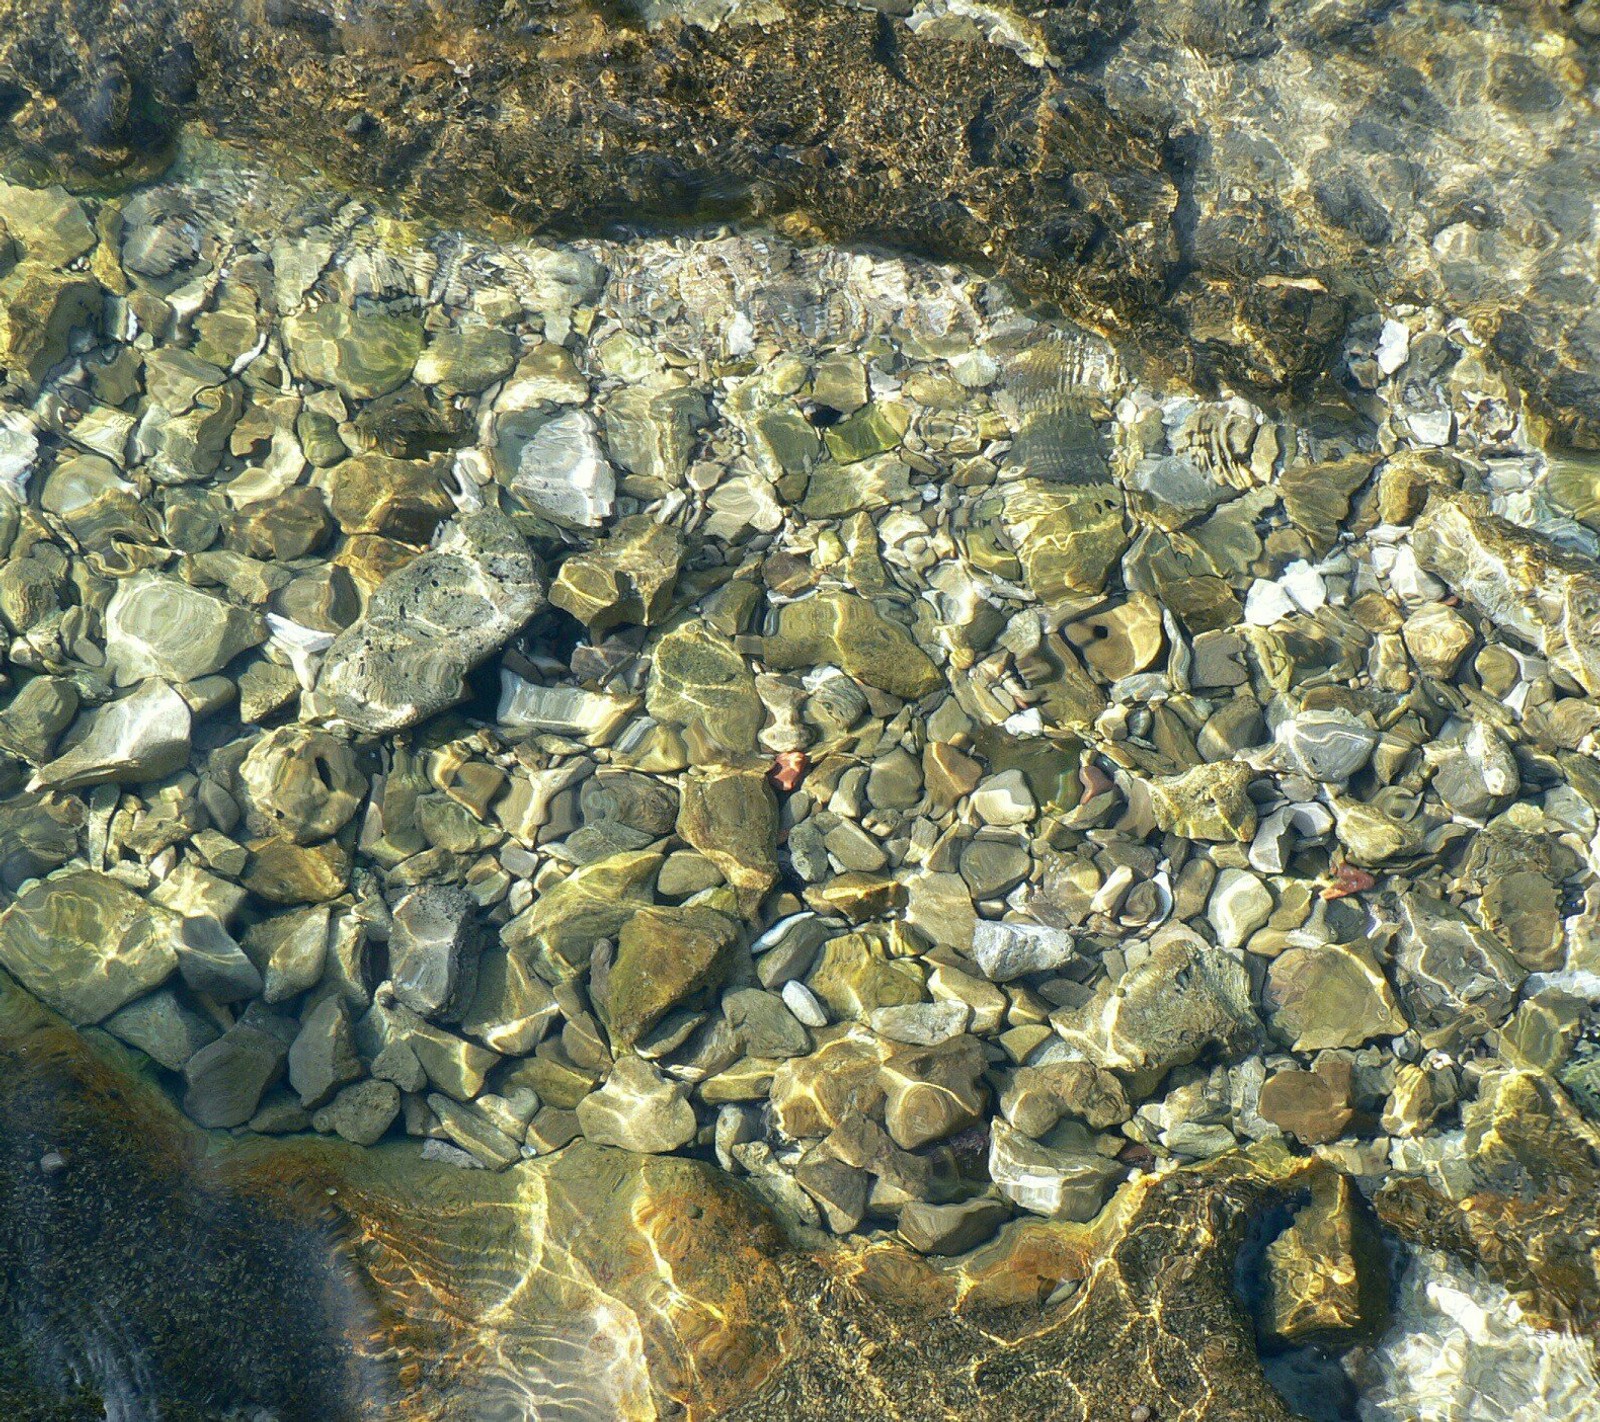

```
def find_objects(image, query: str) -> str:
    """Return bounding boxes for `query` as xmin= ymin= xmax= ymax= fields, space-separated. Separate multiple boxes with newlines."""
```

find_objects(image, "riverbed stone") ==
xmin=104 ymin=573 xmax=266 ymax=686
xmin=597 ymin=904 xmax=742 ymax=1050
xmin=645 ymin=620 xmax=763 ymax=756
xmin=1264 ymin=942 xmax=1408 ymax=1052
xmin=284 ymin=303 xmax=423 ymax=400
xmin=764 ymin=592 xmax=942 ymax=701
xmin=389 ymin=884 xmax=484 ymax=1021
xmin=576 ymin=1054 xmax=697 ymax=1153
xmin=988 ymin=1119 xmax=1122 ymax=1221
xmin=315 ymin=508 xmax=545 ymax=734
xmin=1148 ymin=761 xmax=1257 ymax=842
xmin=0 ymin=869 xmax=181 ymax=1023
xmin=1051 ymin=927 xmax=1258 ymax=1095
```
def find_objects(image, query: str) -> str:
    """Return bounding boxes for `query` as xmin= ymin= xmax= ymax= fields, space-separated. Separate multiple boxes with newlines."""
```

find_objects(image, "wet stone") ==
xmin=1262 ymin=1172 xmax=1382 ymax=1343
xmin=1258 ymin=1057 xmax=1355 ymax=1146
xmin=323 ymin=452 xmax=454 ymax=542
xmin=183 ymin=1017 xmax=292 ymax=1129
xmin=1052 ymin=928 xmax=1258 ymax=1096
xmin=645 ymin=621 xmax=763 ymax=756
xmin=596 ymin=904 xmax=742 ymax=1050
xmin=29 ymin=679 xmax=192 ymax=792
xmin=1148 ymin=760 xmax=1257 ymax=842
xmin=1273 ymin=709 xmax=1377 ymax=784
xmin=550 ymin=516 xmax=684 ymax=634
xmin=988 ymin=1119 xmax=1123 ymax=1222
xmin=1265 ymin=942 xmax=1408 ymax=1052
xmin=287 ymin=995 xmax=362 ymax=1108
xmin=575 ymin=1054 xmax=697 ymax=1153
xmin=970 ymin=919 xmax=1076 ymax=982
xmin=389 ymin=884 xmax=484 ymax=1021
xmin=313 ymin=1078 xmax=401 ymax=1146
xmin=494 ymin=408 xmax=615 ymax=529
xmin=880 ymin=1034 xmax=987 ymax=1149
xmin=104 ymin=573 xmax=266 ymax=686
xmin=414 ymin=324 xmax=516 ymax=394
xmin=101 ymin=987 xmax=220 ymax=1071
xmin=315 ymin=509 xmax=546 ymax=735
xmin=0 ymin=869 xmax=182 ymax=1023
xmin=764 ymin=592 xmax=943 ymax=702
xmin=1392 ymin=892 xmax=1524 ymax=1047
xmin=174 ymin=915 xmax=263 ymax=1003
xmin=723 ymin=987 xmax=811 ymax=1059
xmin=284 ymin=303 xmax=423 ymax=401
xmin=1001 ymin=1060 xmax=1131 ymax=1135
xmin=238 ymin=726 xmax=366 ymax=844
xmin=896 ymin=1198 xmax=1011 ymax=1256
xmin=1003 ymin=481 xmax=1129 ymax=603
xmin=501 ymin=849 xmax=661 ymax=985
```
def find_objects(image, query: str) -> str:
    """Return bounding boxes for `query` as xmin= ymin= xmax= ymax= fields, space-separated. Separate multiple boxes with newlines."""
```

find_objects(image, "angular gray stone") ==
xmin=896 ymin=1198 xmax=1010 ymax=1256
xmin=312 ymin=1078 xmax=401 ymax=1145
xmin=970 ymin=919 xmax=1076 ymax=982
xmin=101 ymin=987 xmax=220 ymax=1071
xmin=288 ymin=995 xmax=362 ymax=1108
xmin=28 ymin=679 xmax=192 ymax=792
xmin=1051 ymin=925 xmax=1259 ymax=1095
xmin=722 ymin=988 xmax=811 ymax=1059
xmin=183 ymin=1021 xmax=291 ymax=1128
xmin=175 ymin=915 xmax=264 ymax=1004
xmin=315 ymin=509 xmax=545 ymax=735
xmin=388 ymin=884 xmax=483 ymax=1021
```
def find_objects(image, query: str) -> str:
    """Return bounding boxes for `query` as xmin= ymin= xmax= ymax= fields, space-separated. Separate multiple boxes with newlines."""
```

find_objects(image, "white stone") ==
xmin=29 ymin=680 xmax=192 ymax=792
xmin=498 ymin=408 xmax=614 ymax=528
xmin=987 ymin=1119 xmax=1122 ymax=1220
xmin=1274 ymin=708 xmax=1378 ymax=782
xmin=496 ymin=672 xmax=638 ymax=746
xmin=969 ymin=768 xmax=1036 ymax=827
xmin=1353 ymin=1248 xmax=1600 ymax=1422
xmin=970 ymin=919 xmax=1075 ymax=981
xmin=869 ymin=1001 xmax=970 ymax=1046
xmin=781 ymin=979 xmax=829 ymax=1028
xmin=1279 ymin=560 xmax=1327 ymax=613
xmin=1244 ymin=578 xmax=1297 ymax=626
xmin=1375 ymin=318 xmax=1410 ymax=376
xmin=1389 ymin=544 xmax=1447 ymax=603
xmin=1208 ymin=868 xmax=1274 ymax=951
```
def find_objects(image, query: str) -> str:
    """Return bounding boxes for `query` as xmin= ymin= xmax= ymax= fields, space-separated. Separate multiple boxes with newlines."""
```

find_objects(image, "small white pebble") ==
xmin=781 ymin=979 xmax=829 ymax=1028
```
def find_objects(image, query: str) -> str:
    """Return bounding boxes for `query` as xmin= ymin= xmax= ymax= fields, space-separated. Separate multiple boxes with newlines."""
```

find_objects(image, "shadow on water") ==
xmin=0 ymin=998 xmax=395 ymax=1421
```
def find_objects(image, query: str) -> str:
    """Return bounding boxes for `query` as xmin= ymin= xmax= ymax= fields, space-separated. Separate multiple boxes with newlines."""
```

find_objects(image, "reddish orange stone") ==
xmin=1322 ymin=863 xmax=1376 ymax=900
xmin=768 ymin=751 xmax=808 ymax=794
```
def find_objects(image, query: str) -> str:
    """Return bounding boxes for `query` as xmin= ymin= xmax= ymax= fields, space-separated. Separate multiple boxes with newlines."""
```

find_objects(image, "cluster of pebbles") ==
xmin=3 ymin=146 xmax=1600 ymax=1338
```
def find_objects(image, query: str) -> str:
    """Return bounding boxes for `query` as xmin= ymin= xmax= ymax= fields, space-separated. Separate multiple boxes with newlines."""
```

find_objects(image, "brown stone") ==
xmin=1258 ymin=1057 xmax=1355 ymax=1146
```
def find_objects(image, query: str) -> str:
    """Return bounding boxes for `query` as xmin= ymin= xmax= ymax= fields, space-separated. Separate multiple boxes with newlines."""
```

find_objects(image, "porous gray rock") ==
xmin=315 ymin=509 xmax=545 ymax=735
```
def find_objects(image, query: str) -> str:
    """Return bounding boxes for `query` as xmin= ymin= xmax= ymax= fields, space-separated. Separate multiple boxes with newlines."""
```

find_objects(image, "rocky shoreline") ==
xmin=0 ymin=32 xmax=1599 ymax=1419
